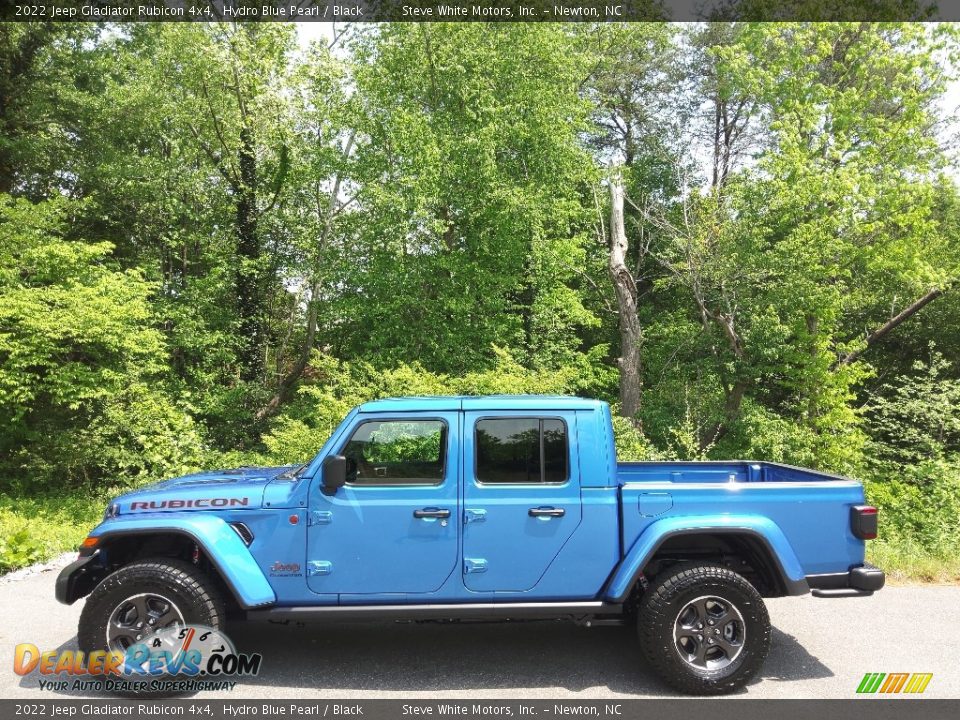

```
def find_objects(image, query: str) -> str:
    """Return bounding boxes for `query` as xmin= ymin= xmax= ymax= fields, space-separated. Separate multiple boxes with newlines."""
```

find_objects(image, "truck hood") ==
xmin=110 ymin=465 xmax=294 ymax=515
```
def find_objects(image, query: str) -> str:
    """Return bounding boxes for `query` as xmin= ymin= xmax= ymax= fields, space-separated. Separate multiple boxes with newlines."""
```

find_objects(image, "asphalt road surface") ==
xmin=1 ymin=560 xmax=957 ymax=699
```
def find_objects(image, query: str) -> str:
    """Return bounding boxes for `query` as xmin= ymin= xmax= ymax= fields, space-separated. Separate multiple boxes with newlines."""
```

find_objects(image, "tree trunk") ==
xmin=607 ymin=174 xmax=642 ymax=424
xmin=255 ymin=281 xmax=319 ymax=422
xmin=254 ymin=133 xmax=356 ymax=420
xmin=701 ymin=378 xmax=747 ymax=450
xmin=235 ymin=124 xmax=263 ymax=383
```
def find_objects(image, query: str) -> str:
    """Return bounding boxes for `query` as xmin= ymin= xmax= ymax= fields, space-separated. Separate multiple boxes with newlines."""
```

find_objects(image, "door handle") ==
xmin=414 ymin=507 xmax=451 ymax=519
xmin=528 ymin=506 xmax=565 ymax=518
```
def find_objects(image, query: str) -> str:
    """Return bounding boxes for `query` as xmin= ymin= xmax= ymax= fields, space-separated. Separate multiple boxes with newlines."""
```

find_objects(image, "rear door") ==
xmin=461 ymin=411 xmax=581 ymax=592
xmin=306 ymin=412 xmax=460 ymax=596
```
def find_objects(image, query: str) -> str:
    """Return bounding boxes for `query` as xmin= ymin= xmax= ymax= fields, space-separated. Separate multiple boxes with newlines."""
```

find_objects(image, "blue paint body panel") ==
xmin=77 ymin=395 xmax=874 ymax=610
xmin=306 ymin=410 xmax=462 ymax=596
xmin=461 ymin=409 xmax=582 ymax=594
xmin=89 ymin=514 xmax=276 ymax=608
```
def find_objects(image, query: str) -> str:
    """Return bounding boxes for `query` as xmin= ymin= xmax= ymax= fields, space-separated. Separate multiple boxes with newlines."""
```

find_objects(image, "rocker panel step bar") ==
xmin=247 ymin=601 xmax=623 ymax=623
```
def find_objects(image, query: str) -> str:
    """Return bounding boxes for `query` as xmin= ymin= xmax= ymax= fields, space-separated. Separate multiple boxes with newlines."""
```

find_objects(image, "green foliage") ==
xmin=0 ymin=23 xmax=957 ymax=580
xmin=68 ymin=383 xmax=208 ymax=487
xmin=0 ymin=197 xmax=163 ymax=414
xmin=736 ymin=400 xmax=867 ymax=476
xmin=0 ymin=527 xmax=47 ymax=572
xmin=866 ymin=347 xmax=960 ymax=466
xmin=611 ymin=415 xmax=658 ymax=461
xmin=336 ymin=24 xmax=600 ymax=373
xmin=865 ymin=458 xmax=960 ymax=582
xmin=855 ymin=350 xmax=960 ymax=581
xmin=0 ymin=195 xmax=197 ymax=489
xmin=0 ymin=491 xmax=104 ymax=572
xmin=250 ymin=347 xmax=588 ymax=466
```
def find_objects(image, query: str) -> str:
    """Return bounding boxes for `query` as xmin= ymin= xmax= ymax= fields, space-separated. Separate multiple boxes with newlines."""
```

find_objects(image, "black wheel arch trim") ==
xmin=56 ymin=528 xmax=273 ymax=609
xmin=606 ymin=527 xmax=810 ymax=601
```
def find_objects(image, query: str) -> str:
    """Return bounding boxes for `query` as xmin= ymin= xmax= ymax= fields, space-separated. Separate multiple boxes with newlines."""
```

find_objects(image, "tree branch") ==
xmin=255 ymin=132 xmax=357 ymax=422
xmin=838 ymin=283 xmax=953 ymax=367
xmin=185 ymin=121 xmax=237 ymax=189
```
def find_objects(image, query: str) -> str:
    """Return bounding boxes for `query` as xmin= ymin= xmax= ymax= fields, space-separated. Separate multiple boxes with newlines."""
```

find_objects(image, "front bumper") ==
xmin=807 ymin=563 xmax=886 ymax=598
xmin=54 ymin=553 xmax=102 ymax=605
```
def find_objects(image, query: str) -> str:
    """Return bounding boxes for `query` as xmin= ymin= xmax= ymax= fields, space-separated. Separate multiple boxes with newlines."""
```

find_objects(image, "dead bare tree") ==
xmin=607 ymin=170 xmax=643 ymax=425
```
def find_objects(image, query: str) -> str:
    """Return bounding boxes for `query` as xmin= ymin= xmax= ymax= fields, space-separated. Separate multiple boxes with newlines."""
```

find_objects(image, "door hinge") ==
xmin=463 ymin=558 xmax=488 ymax=574
xmin=307 ymin=560 xmax=333 ymax=576
xmin=309 ymin=511 xmax=333 ymax=526
xmin=464 ymin=508 xmax=487 ymax=524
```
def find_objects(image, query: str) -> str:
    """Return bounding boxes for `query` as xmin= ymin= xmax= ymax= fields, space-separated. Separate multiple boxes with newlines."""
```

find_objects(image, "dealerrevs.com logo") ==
xmin=13 ymin=625 xmax=262 ymax=694
xmin=856 ymin=672 xmax=933 ymax=695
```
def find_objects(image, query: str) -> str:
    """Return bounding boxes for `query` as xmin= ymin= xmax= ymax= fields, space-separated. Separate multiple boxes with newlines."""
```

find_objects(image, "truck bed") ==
xmin=616 ymin=460 xmax=850 ymax=485
xmin=616 ymin=460 xmax=865 ymax=577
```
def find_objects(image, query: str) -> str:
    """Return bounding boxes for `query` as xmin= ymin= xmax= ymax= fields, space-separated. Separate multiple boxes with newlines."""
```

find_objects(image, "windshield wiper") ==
xmin=277 ymin=463 xmax=308 ymax=480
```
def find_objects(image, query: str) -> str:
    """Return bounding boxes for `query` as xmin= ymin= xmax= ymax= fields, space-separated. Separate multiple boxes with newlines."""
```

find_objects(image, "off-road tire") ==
xmin=78 ymin=558 xmax=226 ymax=695
xmin=637 ymin=563 xmax=771 ymax=695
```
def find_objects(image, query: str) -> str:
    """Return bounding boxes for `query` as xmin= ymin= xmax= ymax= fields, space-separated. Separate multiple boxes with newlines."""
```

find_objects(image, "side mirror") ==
xmin=322 ymin=455 xmax=347 ymax=491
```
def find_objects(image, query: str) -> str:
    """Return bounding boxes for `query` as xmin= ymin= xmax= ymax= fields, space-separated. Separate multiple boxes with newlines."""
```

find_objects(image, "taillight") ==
xmin=851 ymin=505 xmax=878 ymax=540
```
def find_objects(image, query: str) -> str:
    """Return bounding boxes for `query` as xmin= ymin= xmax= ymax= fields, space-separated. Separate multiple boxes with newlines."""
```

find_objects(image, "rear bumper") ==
xmin=55 ymin=553 xmax=101 ymax=605
xmin=807 ymin=563 xmax=885 ymax=598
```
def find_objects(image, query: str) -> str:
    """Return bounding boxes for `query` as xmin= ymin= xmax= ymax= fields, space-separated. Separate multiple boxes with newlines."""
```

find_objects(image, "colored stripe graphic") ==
xmin=904 ymin=673 xmax=933 ymax=694
xmin=880 ymin=673 xmax=909 ymax=693
xmin=857 ymin=672 xmax=932 ymax=694
xmin=857 ymin=673 xmax=885 ymax=693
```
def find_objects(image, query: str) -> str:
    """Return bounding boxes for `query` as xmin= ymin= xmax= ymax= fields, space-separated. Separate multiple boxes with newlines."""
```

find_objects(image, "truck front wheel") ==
xmin=78 ymin=558 xmax=225 ymax=663
xmin=637 ymin=563 xmax=771 ymax=695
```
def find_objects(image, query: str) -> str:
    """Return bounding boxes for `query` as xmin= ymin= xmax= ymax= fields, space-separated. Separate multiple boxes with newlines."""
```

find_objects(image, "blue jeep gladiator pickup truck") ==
xmin=56 ymin=395 xmax=884 ymax=694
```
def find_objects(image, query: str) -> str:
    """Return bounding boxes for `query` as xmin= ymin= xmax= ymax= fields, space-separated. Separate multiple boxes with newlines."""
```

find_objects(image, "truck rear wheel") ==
xmin=637 ymin=563 xmax=770 ymax=695
xmin=78 ymin=558 xmax=226 ymax=694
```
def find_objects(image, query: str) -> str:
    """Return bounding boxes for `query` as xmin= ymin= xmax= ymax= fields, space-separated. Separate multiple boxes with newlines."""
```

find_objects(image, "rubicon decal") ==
xmin=856 ymin=672 xmax=933 ymax=694
xmin=129 ymin=497 xmax=249 ymax=510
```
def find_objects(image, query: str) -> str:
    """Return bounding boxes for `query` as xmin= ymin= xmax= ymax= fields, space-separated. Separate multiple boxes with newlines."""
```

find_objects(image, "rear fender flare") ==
xmin=604 ymin=515 xmax=808 ymax=601
xmin=89 ymin=514 xmax=275 ymax=609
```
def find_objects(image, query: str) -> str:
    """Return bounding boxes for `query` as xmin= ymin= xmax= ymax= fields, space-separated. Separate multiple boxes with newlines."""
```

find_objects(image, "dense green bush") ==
xmin=0 ymin=493 xmax=104 ymax=572
xmin=860 ymin=351 xmax=960 ymax=581
xmin=865 ymin=460 xmax=960 ymax=582
xmin=0 ymin=196 xmax=206 ymax=491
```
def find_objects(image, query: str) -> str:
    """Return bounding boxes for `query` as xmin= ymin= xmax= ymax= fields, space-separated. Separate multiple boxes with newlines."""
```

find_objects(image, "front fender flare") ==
xmin=89 ymin=514 xmax=275 ymax=609
xmin=604 ymin=515 xmax=809 ymax=602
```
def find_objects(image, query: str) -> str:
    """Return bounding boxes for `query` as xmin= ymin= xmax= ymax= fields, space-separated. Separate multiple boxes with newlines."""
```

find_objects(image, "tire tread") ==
xmin=78 ymin=558 xmax=225 ymax=656
xmin=637 ymin=563 xmax=770 ymax=695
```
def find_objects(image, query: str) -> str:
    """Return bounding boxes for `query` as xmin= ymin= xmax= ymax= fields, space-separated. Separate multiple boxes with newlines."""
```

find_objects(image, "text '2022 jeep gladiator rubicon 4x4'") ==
xmin=57 ymin=395 xmax=884 ymax=694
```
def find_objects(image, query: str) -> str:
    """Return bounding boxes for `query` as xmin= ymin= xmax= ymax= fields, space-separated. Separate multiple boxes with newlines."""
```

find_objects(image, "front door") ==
xmin=307 ymin=413 xmax=460 ymax=596
xmin=462 ymin=411 xmax=581 ymax=593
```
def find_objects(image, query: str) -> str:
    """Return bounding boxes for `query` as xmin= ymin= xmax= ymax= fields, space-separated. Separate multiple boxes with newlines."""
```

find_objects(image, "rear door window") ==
xmin=475 ymin=418 xmax=568 ymax=484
